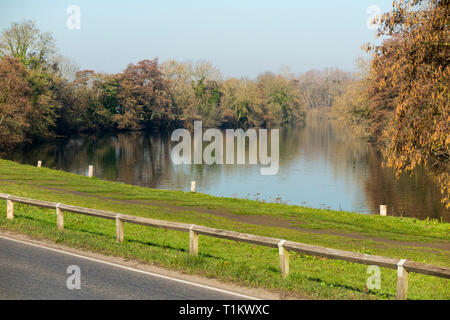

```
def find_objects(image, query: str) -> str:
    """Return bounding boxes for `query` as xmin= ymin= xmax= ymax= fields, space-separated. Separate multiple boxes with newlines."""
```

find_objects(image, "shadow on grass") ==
xmin=305 ymin=275 xmax=395 ymax=299
xmin=127 ymin=237 xmax=223 ymax=260
xmin=16 ymin=214 xmax=115 ymax=239
xmin=10 ymin=213 xmax=223 ymax=260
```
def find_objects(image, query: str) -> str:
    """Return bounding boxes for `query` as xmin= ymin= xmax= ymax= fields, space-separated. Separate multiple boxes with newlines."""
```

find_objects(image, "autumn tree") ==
xmin=0 ymin=21 xmax=61 ymax=147
xmin=115 ymin=59 xmax=172 ymax=130
xmin=0 ymin=55 xmax=60 ymax=150
xmin=0 ymin=57 xmax=33 ymax=150
xmin=365 ymin=0 xmax=449 ymax=207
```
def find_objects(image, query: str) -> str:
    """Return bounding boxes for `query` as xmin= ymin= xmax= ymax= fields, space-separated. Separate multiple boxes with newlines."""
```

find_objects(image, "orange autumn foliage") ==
xmin=365 ymin=0 xmax=449 ymax=207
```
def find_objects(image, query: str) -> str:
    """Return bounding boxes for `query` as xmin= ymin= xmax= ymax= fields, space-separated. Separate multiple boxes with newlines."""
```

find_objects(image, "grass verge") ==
xmin=0 ymin=159 xmax=449 ymax=299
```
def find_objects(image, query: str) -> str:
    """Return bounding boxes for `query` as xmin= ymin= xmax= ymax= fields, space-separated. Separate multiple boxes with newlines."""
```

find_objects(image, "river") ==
xmin=4 ymin=118 xmax=449 ymax=221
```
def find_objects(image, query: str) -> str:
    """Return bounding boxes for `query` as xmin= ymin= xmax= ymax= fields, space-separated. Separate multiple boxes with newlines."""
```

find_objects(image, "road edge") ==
xmin=0 ymin=230 xmax=306 ymax=300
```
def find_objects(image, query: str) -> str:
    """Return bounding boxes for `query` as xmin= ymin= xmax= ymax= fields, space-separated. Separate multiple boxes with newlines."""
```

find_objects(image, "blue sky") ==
xmin=0 ymin=0 xmax=394 ymax=78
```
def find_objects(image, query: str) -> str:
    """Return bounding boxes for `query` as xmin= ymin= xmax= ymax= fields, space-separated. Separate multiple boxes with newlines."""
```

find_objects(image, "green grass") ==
xmin=0 ymin=159 xmax=449 ymax=299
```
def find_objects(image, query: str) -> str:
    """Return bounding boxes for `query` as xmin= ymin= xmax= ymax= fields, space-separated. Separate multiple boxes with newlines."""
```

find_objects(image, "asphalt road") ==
xmin=0 ymin=236 xmax=248 ymax=300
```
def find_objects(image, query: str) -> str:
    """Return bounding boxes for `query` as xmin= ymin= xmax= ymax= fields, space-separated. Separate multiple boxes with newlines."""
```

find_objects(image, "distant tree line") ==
xmin=331 ymin=0 xmax=449 ymax=208
xmin=0 ymin=21 xmax=317 ymax=152
xmin=297 ymin=68 xmax=354 ymax=111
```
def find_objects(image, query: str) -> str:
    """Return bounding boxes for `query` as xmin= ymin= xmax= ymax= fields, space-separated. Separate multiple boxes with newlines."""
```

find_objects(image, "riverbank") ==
xmin=6 ymin=119 xmax=448 ymax=222
xmin=0 ymin=159 xmax=448 ymax=299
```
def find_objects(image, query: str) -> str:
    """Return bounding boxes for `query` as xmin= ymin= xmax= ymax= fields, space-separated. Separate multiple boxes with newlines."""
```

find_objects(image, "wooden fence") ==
xmin=1 ymin=192 xmax=449 ymax=300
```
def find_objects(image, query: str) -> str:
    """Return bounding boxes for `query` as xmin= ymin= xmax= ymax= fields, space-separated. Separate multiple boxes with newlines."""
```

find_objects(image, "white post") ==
xmin=190 ymin=181 xmax=196 ymax=193
xmin=56 ymin=204 xmax=64 ymax=231
xmin=396 ymin=259 xmax=409 ymax=300
xmin=116 ymin=216 xmax=124 ymax=243
xmin=6 ymin=197 xmax=13 ymax=220
xmin=88 ymin=165 xmax=94 ymax=178
xmin=380 ymin=205 xmax=387 ymax=216
xmin=37 ymin=161 xmax=42 ymax=168
xmin=278 ymin=240 xmax=289 ymax=277
xmin=189 ymin=225 xmax=199 ymax=256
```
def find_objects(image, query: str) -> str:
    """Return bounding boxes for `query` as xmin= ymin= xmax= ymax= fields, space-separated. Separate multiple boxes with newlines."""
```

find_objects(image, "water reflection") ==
xmin=5 ymin=119 xmax=449 ymax=221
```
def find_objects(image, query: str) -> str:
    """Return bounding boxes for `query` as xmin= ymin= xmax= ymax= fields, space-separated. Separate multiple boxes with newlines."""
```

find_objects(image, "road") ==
xmin=0 ymin=236 xmax=251 ymax=300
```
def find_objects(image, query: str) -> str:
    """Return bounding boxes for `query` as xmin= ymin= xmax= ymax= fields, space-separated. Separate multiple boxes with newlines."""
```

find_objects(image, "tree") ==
xmin=297 ymin=68 xmax=353 ymax=112
xmin=0 ymin=56 xmax=33 ymax=150
xmin=115 ymin=59 xmax=172 ymax=130
xmin=161 ymin=60 xmax=196 ymax=125
xmin=257 ymin=72 xmax=305 ymax=127
xmin=70 ymin=70 xmax=116 ymax=131
xmin=0 ymin=20 xmax=56 ymax=68
xmin=220 ymin=78 xmax=264 ymax=128
xmin=161 ymin=59 xmax=224 ymax=128
xmin=365 ymin=0 xmax=449 ymax=207
xmin=0 ymin=21 xmax=60 ymax=148
xmin=25 ymin=67 xmax=60 ymax=140
xmin=53 ymin=55 xmax=80 ymax=81
xmin=188 ymin=61 xmax=222 ymax=127
xmin=330 ymin=58 xmax=372 ymax=137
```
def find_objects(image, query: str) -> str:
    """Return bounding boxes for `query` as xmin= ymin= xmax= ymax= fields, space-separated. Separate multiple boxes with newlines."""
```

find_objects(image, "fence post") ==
xmin=88 ymin=165 xmax=94 ymax=178
xmin=396 ymin=259 xmax=408 ymax=300
xmin=278 ymin=240 xmax=289 ymax=277
xmin=116 ymin=215 xmax=125 ymax=242
xmin=189 ymin=224 xmax=199 ymax=256
xmin=37 ymin=161 xmax=42 ymax=168
xmin=6 ymin=196 xmax=13 ymax=220
xmin=56 ymin=203 xmax=64 ymax=231
xmin=115 ymin=216 xmax=124 ymax=243
xmin=190 ymin=181 xmax=196 ymax=193
xmin=380 ymin=205 xmax=387 ymax=216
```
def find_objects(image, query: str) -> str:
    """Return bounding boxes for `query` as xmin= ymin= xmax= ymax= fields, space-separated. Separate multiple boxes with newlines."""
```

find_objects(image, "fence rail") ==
xmin=1 ymin=192 xmax=449 ymax=300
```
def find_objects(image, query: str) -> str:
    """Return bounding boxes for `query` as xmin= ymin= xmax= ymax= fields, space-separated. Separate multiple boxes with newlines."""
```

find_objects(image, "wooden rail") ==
xmin=1 ymin=192 xmax=449 ymax=299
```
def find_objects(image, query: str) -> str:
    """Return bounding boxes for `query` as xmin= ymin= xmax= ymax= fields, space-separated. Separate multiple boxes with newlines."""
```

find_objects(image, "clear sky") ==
xmin=0 ymin=0 xmax=394 ymax=78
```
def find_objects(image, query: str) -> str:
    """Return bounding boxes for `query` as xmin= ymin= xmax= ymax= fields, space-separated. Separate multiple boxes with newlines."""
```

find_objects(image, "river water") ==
xmin=5 ymin=118 xmax=449 ymax=221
